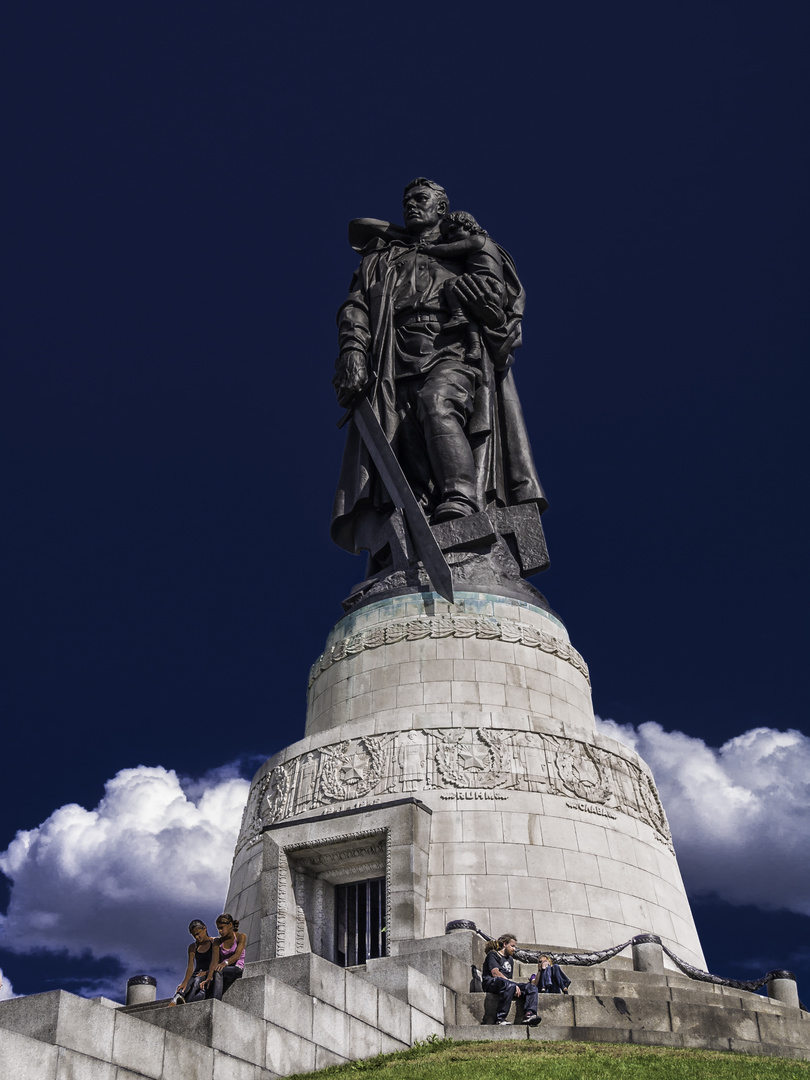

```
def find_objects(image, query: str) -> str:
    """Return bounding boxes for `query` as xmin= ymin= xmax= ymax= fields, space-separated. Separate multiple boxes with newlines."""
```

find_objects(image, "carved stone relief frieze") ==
xmin=295 ymin=751 xmax=321 ymax=813
xmin=233 ymin=727 xmax=673 ymax=859
xmin=516 ymin=732 xmax=554 ymax=792
xmin=397 ymin=731 xmax=427 ymax=792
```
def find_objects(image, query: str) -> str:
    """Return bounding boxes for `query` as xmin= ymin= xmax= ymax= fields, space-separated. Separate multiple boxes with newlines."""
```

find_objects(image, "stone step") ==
xmin=512 ymin=965 xmax=687 ymax=987
xmin=487 ymin=964 xmax=786 ymax=1009
xmin=446 ymin=1022 xmax=562 ymax=1041
xmin=119 ymin=997 xmax=175 ymax=1015
xmin=456 ymin=991 xmax=574 ymax=1027
xmin=446 ymin=1023 xmax=810 ymax=1060
xmin=456 ymin=982 xmax=776 ymax=1026
xmin=554 ymin=981 xmax=770 ymax=1008
xmin=247 ymin=950 xmax=446 ymax=1027
xmin=447 ymin=1022 xmax=687 ymax=1046
xmin=445 ymin=1022 xmax=766 ymax=1055
xmin=450 ymin=990 xmax=810 ymax=1058
xmin=456 ymin=988 xmax=804 ymax=1029
xmin=227 ymin=960 xmax=444 ymax=1049
xmin=361 ymin=954 xmax=453 ymax=1022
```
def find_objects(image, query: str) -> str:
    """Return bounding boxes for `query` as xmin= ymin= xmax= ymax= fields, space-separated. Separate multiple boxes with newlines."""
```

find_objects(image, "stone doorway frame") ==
xmin=258 ymin=799 xmax=432 ymax=963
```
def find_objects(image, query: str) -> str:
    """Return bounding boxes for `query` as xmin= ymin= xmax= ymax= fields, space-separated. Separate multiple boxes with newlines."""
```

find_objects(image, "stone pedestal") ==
xmin=225 ymin=589 xmax=706 ymax=971
xmin=125 ymin=975 xmax=157 ymax=1006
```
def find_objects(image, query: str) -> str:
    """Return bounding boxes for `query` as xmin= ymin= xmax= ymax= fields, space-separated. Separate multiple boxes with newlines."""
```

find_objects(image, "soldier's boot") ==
xmin=426 ymin=432 xmax=478 ymax=523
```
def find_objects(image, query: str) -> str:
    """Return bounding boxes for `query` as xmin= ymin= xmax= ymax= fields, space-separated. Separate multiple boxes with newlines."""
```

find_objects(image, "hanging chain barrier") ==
xmin=445 ymin=919 xmax=806 ymax=1011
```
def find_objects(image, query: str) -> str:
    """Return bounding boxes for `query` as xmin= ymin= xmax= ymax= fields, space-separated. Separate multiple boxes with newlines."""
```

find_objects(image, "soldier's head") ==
xmin=402 ymin=177 xmax=448 ymax=234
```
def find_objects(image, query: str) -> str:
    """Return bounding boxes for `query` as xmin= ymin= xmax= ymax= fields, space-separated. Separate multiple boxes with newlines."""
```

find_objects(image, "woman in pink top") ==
xmin=204 ymin=913 xmax=246 ymax=1001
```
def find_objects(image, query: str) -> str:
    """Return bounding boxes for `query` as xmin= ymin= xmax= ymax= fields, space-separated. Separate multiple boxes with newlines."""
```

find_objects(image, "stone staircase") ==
xmin=428 ymin=933 xmax=810 ymax=1061
xmin=0 ymin=950 xmax=444 ymax=1079
xmin=117 ymin=933 xmax=810 ymax=1063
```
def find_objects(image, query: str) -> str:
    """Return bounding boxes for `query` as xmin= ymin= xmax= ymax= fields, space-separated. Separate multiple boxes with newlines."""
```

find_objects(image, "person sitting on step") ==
xmin=482 ymin=933 xmax=540 ymax=1025
xmin=536 ymin=953 xmax=571 ymax=994
xmin=204 ymin=913 xmax=246 ymax=1000
xmin=169 ymin=920 xmax=218 ymax=1006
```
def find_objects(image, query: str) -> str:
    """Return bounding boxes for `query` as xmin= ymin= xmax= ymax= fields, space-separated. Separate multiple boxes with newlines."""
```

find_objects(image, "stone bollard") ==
xmin=632 ymin=934 xmax=664 ymax=974
xmin=767 ymin=972 xmax=800 ymax=1009
xmin=126 ymin=975 xmax=157 ymax=1006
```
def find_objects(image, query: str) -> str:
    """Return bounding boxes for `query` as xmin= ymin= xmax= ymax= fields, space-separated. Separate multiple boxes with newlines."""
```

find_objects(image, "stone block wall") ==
xmin=226 ymin=590 xmax=706 ymax=970
xmin=304 ymin=592 xmax=593 ymax=741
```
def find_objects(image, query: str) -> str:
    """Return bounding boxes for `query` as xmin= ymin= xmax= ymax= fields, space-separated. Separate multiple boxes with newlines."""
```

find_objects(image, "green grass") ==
xmin=288 ymin=1037 xmax=810 ymax=1079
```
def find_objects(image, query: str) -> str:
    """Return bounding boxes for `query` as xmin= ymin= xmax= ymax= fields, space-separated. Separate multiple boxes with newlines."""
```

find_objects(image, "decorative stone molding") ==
xmin=288 ymin=837 xmax=386 ymax=882
xmin=233 ymin=727 xmax=673 ymax=859
xmin=276 ymin=857 xmax=290 ymax=956
xmin=307 ymin=613 xmax=589 ymax=689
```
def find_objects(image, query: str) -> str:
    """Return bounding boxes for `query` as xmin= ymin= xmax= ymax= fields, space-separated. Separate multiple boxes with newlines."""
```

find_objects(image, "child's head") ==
xmin=188 ymin=920 xmax=208 ymax=941
xmin=441 ymin=210 xmax=487 ymax=242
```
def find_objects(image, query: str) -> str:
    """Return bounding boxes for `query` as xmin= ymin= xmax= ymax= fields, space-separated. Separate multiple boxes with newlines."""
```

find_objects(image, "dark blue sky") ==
xmin=2 ymin=2 xmax=808 ymax=999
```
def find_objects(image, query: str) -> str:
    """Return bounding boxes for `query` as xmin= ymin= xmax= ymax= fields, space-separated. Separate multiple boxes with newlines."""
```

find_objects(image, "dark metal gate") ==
xmin=334 ymin=877 xmax=386 ymax=967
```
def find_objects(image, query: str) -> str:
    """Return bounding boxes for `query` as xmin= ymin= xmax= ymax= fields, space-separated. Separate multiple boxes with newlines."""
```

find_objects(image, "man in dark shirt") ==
xmin=482 ymin=933 xmax=540 ymax=1025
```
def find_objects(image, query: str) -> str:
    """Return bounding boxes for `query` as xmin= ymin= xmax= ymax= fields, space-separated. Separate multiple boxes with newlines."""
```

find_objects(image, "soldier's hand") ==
xmin=333 ymin=349 xmax=369 ymax=407
xmin=452 ymin=274 xmax=505 ymax=329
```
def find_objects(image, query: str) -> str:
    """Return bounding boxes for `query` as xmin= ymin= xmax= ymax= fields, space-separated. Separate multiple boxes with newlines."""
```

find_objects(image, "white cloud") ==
xmin=596 ymin=718 xmax=810 ymax=916
xmin=0 ymin=765 xmax=249 ymax=1000
xmin=0 ymin=969 xmax=16 ymax=1001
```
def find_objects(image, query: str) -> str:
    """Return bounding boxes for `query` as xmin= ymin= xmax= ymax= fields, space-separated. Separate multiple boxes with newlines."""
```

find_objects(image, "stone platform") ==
xmin=226 ymin=589 xmax=705 ymax=971
xmin=1 ymin=931 xmax=807 ymax=1077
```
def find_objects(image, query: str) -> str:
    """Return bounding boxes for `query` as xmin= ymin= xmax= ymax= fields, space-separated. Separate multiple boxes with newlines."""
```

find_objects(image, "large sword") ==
xmin=338 ymin=396 xmax=455 ymax=603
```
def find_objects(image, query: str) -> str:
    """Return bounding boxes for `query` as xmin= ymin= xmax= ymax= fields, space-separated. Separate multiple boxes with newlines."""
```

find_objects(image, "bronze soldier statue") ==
xmin=331 ymin=178 xmax=549 ymax=605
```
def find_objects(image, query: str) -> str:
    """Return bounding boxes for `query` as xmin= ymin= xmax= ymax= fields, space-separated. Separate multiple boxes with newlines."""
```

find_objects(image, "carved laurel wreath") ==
xmin=555 ymin=744 xmax=613 ymax=804
xmin=308 ymin=613 xmax=589 ymax=688
xmin=434 ymin=727 xmax=511 ymax=789
xmin=317 ymin=735 xmax=388 ymax=802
